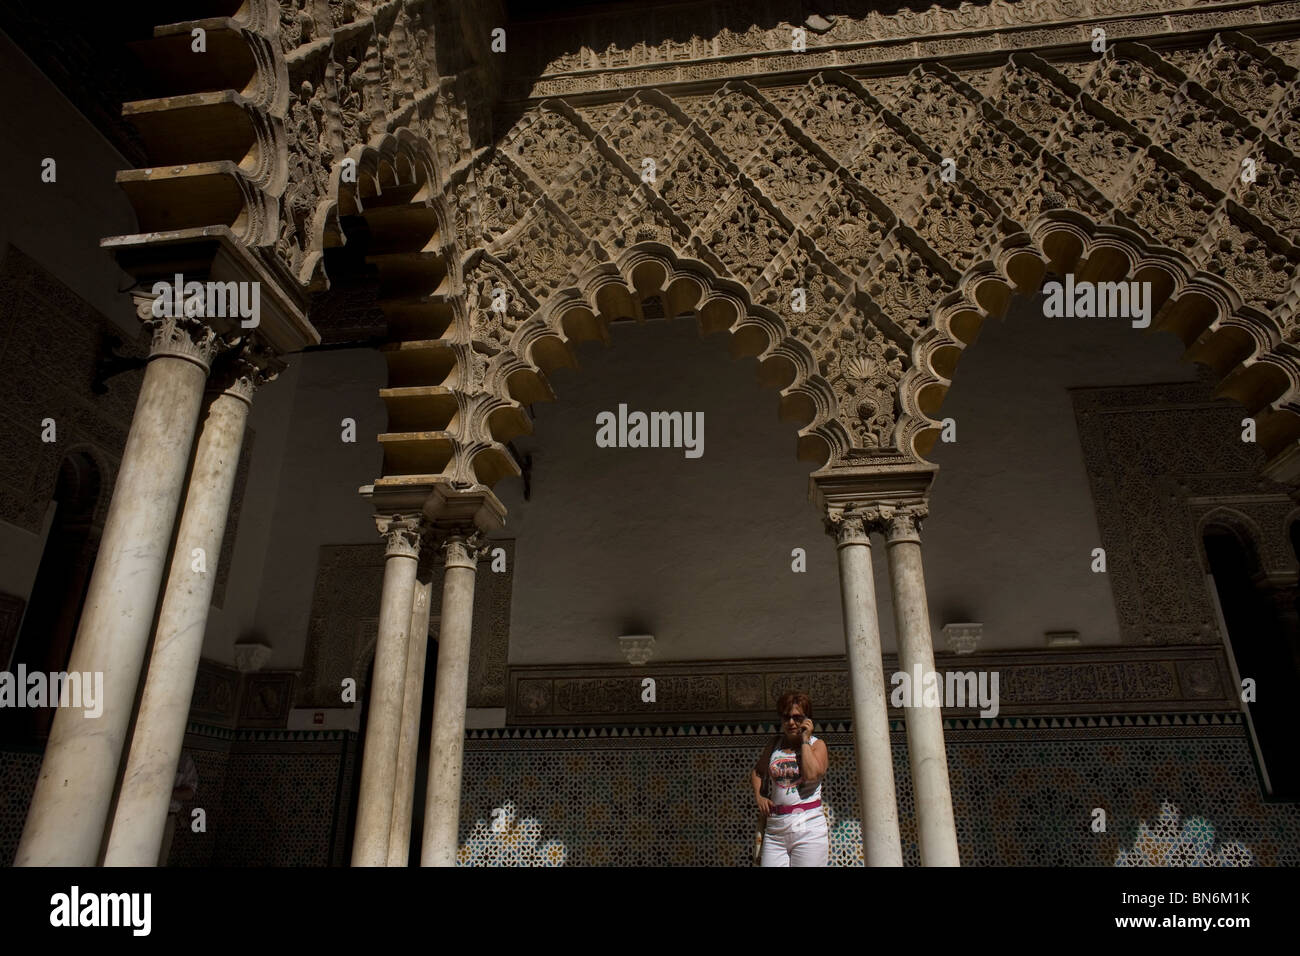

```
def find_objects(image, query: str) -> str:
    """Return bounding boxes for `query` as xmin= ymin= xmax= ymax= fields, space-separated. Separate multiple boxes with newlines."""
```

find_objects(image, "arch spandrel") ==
xmin=458 ymin=35 xmax=1300 ymax=485
xmin=102 ymin=2 xmax=1300 ymax=493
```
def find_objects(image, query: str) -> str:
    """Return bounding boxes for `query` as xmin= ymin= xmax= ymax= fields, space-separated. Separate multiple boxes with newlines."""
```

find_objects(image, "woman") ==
xmin=750 ymin=691 xmax=829 ymax=866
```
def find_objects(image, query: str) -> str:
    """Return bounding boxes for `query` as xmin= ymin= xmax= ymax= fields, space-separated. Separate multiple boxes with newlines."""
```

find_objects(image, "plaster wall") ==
xmin=496 ymin=291 xmax=1203 ymax=664
xmin=249 ymin=283 xmax=1213 ymax=673
xmin=246 ymin=348 xmax=387 ymax=669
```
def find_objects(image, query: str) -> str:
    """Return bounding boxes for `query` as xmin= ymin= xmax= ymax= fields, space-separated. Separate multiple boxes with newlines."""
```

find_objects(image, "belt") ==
xmin=771 ymin=800 xmax=821 ymax=815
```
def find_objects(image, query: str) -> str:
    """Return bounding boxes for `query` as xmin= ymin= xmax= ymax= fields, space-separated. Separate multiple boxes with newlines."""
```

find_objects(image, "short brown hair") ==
xmin=776 ymin=691 xmax=812 ymax=721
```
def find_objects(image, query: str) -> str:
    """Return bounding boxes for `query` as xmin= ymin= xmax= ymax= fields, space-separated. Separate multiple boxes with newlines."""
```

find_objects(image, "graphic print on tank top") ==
xmin=768 ymin=736 xmax=821 ymax=807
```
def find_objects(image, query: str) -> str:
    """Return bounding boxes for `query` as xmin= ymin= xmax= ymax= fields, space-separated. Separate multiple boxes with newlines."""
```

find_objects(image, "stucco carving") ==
xmin=0 ymin=246 xmax=140 ymax=534
xmin=106 ymin=4 xmax=1300 ymax=488
xmin=506 ymin=646 xmax=1238 ymax=724
xmin=413 ymin=31 xmax=1300 ymax=486
xmin=1072 ymin=381 xmax=1296 ymax=645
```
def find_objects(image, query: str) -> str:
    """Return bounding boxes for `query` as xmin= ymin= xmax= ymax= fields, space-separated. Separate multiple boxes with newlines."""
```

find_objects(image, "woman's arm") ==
xmin=798 ymin=735 xmax=829 ymax=785
xmin=751 ymin=765 xmax=773 ymax=817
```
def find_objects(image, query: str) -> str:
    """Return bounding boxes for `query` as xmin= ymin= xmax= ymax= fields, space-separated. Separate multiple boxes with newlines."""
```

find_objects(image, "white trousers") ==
xmin=760 ymin=808 xmax=829 ymax=867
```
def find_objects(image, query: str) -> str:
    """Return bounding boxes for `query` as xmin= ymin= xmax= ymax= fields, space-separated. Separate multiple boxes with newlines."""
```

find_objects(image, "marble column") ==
xmin=421 ymin=532 xmax=484 ymax=867
xmin=388 ymin=568 xmax=434 ymax=866
xmin=352 ymin=515 xmax=423 ymax=866
xmin=103 ymin=351 xmax=277 ymax=866
xmin=828 ymin=508 xmax=903 ymax=866
xmin=16 ymin=311 xmax=222 ymax=867
xmin=883 ymin=505 xmax=960 ymax=867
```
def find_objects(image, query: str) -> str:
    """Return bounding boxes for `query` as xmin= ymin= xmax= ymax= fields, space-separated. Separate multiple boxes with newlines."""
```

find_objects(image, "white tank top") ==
xmin=767 ymin=736 xmax=822 ymax=807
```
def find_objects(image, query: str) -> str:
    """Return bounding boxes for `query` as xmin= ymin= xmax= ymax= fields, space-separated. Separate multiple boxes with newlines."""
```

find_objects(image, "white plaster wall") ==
xmin=247 ymin=288 xmax=1216 ymax=671
xmin=198 ymin=362 xmax=302 ymax=661
xmin=923 ymin=290 xmax=1199 ymax=647
xmin=498 ymin=317 xmax=848 ymax=663
xmin=245 ymin=348 xmax=387 ymax=669
xmin=496 ymin=291 xmax=1203 ymax=663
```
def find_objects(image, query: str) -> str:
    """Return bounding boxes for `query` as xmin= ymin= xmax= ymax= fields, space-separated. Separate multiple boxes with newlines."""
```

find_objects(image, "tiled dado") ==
xmin=507 ymin=646 xmax=1236 ymax=725
xmin=0 ymin=747 xmax=41 ymax=866
xmin=459 ymin=713 xmax=1300 ymax=866
xmin=165 ymin=723 xmax=357 ymax=867
xmin=11 ymin=713 xmax=1291 ymax=867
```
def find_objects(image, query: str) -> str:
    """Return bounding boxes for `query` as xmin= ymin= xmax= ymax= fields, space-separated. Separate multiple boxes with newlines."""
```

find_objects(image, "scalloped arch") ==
xmin=902 ymin=207 xmax=1299 ymax=467
xmin=476 ymin=240 xmax=852 ymax=471
xmin=302 ymin=128 xmax=451 ymax=290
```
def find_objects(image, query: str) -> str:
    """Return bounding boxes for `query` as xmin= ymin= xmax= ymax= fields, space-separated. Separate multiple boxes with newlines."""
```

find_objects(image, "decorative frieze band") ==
xmin=468 ymin=711 xmax=1245 ymax=745
xmin=189 ymin=658 xmax=296 ymax=730
xmin=509 ymin=0 xmax=1300 ymax=100
xmin=506 ymin=645 xmax=1238 ymax=724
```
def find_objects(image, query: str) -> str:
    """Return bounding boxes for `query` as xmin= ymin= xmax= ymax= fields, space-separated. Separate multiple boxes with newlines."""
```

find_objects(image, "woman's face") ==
xmin=781 ymin=707 xmax=806 ymax=740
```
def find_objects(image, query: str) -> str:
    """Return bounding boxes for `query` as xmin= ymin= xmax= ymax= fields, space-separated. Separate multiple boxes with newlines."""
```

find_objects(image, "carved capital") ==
xmin=824 ymin=500 xmax=931 ymax=544
xmin=376 ymin=514 xmax=423 ymax=559
xmin=824 ymin=510 xmax=871 ymax=545
xmin=883 ymin=504 xmax=928 ymax=543
xmin=824 ymin=504 xmax=893 ymax=544
xmin=210 ymin=339 xmax=287 ymax=403
xmin=141 ymin=310 xmax=225 ymax=371
xmin=440 ymin=530 xmax=491 ymax=570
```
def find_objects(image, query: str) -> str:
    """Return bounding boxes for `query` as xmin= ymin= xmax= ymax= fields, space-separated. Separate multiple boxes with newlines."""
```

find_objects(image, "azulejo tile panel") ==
xmin=166 ymin=746 xmax=229 ymax=867
xmin=458 ymin=717 xmax=1300 ymax=866
xmin=0 ymin=749 xmax=41 ymax=866
xmin=4 ymin=716 xmax=1296 ymax=866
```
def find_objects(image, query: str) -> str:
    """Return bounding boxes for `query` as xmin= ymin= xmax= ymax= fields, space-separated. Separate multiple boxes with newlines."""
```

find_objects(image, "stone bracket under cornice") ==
xmin=102 ymin=226 xmax=316 ymax=357
xmin=360 ymin=480 xmax=507 ymax=537
xmin=810 ymin=461 xmax=939 ymax=518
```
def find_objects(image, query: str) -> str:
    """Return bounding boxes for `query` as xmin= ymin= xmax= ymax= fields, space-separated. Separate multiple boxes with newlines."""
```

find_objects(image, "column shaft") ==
xmin=388 ymin=575 xmax=434 ymax=865
xmin=885 ymin=512 xmax=960 ymax=867
xmin=104 ymin=380 xmax=253 ymax=866
xmin=833 ymin=515 xmax=904 ymax=866
xmin=351 ymin=517 xmax=422 ymax=866
xmin=17 ymin=340 xmax=212 ymax=866
xmin=420 ymin=535 xmax=480 ymax=866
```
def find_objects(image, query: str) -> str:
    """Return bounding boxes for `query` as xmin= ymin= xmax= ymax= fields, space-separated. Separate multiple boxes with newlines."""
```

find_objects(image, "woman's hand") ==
xmin=756 ymin=795 xmax=774 ymax=817
xmin=800 ymin=719 xmax=813 ymax=744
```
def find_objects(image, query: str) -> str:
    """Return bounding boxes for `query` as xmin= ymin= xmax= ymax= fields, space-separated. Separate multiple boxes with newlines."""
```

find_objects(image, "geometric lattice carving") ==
xmin=458 ymin=27 xmax=1300 ymax=479
xmin=1072 ymin=381 xmax=1293 ymax=645
xmin=0 ymin=244 xmax=142 ymax=533
xmin=99 ymin=0 xmax=1300 ymax=482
